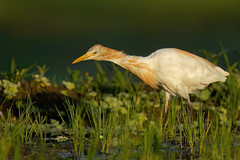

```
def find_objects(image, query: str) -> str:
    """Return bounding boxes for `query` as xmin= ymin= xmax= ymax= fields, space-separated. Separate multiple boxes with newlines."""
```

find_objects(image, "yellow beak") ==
xmin=72 ymin=53 xmax=92 ymax=64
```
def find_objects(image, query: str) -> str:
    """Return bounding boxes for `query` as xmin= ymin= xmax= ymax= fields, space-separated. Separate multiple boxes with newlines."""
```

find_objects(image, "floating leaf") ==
xmin=62 ymin=81 xmax=76 ymax=90
xmin=196 ymin=89 xmax=211 ymax=101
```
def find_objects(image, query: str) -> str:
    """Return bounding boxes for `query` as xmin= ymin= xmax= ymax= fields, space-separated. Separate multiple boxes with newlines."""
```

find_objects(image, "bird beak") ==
xmin=72 ymin=52 xmax=92 ymax=64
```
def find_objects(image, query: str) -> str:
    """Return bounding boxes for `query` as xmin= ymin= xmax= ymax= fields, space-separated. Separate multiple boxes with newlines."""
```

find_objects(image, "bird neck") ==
xmin=109 ymin=54 xmax=159 ymax=89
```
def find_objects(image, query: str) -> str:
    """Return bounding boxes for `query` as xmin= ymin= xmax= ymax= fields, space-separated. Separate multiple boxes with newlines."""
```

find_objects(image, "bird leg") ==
xmin=163 ymin=91 xmax=170 ymax=119
xmin=158 ymin=91 xmax=161 ymax=107
xmin=187 ymin=96 xmax=193 ymax=116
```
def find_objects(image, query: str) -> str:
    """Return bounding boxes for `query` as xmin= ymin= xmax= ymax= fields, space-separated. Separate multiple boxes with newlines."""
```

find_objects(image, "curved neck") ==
xmin=109 ymin=54 xmax=159 ymax=89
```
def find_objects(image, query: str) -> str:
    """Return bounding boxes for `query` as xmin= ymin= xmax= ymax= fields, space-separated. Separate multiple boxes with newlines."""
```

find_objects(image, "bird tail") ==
xmin=214 ymin=66 xmax=229 ymax=82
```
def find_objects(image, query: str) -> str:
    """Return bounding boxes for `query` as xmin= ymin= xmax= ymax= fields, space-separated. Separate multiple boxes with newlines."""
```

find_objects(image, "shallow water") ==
xmin=25 ymin=137 xmax=240 ymax=160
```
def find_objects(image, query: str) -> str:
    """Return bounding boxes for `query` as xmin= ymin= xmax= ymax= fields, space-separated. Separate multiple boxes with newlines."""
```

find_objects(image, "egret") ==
xmin=72 ymin=44 xmax=229 ymax=115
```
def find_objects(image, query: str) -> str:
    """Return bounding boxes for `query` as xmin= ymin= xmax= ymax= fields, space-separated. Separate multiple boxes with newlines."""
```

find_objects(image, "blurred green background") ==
xmin=0 ymin=0 xmax=240 ymax=79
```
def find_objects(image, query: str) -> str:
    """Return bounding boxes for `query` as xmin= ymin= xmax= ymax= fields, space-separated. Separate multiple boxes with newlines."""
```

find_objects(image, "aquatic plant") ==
xmin=0 ymin=79 xmax=20 ymax=99
xmin=61 ymin=80 xmax=76 ymax=96
xmin=33 ymin=74 xmax=51 ymax=87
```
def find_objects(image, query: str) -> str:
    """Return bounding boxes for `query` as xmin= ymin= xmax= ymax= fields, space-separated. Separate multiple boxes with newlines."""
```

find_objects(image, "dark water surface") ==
xmin=1 ymin=0 xmax=239 ymax=79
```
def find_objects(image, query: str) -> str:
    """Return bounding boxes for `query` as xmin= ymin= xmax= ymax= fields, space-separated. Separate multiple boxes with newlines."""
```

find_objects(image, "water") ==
xmin=23 ymin=138 xmax=240 ymax=159
xmin=1 ymin=1 xmax=239 ymax=79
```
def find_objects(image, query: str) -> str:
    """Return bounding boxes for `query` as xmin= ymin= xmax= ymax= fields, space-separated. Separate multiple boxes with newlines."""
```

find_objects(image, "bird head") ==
xmin=72 ymin=44 xmax=124 ymax=64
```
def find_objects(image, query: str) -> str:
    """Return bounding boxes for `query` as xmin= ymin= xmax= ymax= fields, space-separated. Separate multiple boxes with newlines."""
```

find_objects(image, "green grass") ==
xmin=0 ymin=49 xmax=240 ymax=159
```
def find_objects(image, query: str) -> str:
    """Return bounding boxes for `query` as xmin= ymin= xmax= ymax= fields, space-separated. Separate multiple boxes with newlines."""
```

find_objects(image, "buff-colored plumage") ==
xmin=72 ymin=44 xmax=229 ymax=114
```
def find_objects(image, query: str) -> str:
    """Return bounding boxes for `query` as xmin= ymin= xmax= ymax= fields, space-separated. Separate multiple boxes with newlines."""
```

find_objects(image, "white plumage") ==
xmin=73 ymin=45 xmax=229 ymax=114
xmin=146 ymin=48 xmax=228 ymax=96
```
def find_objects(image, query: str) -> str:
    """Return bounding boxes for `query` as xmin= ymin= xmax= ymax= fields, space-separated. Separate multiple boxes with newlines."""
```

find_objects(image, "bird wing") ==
xmin=148 ymin=48 xmax=229 ymax=98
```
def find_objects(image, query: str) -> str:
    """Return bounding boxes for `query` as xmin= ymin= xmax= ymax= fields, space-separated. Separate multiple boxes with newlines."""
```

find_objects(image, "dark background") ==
xmin=0 ymin=0 xmax=240 ymax=79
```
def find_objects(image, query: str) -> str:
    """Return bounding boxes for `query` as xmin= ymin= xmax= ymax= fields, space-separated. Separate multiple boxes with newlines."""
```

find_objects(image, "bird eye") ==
xmin=92 ymin=51 xmax=97 ymax=54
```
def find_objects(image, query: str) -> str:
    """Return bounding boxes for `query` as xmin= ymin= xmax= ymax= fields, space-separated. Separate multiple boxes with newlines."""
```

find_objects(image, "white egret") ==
xmin=73 ymin=45 xmax=229 ymax=115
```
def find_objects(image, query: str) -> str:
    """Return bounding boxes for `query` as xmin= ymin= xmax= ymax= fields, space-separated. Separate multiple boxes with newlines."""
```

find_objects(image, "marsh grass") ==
xmin=198 ymin=109 xmax=211 ymax=155
xmin=0 ymin=99 xmax=50 ymax=160
xmin=0 ymin=108 xmax=15 ymax=160
xmin=56 ymin=99 xmax=86 ymax=159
